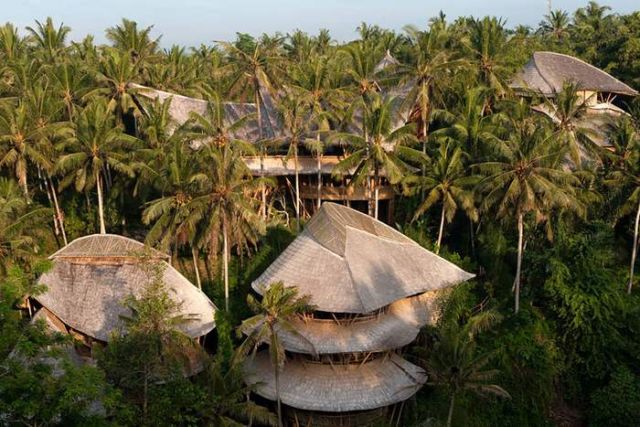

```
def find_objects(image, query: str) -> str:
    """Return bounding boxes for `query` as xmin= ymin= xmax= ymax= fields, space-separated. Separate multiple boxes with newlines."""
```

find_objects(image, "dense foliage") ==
xmin=1 ymin=2 xmax=640 ymax=425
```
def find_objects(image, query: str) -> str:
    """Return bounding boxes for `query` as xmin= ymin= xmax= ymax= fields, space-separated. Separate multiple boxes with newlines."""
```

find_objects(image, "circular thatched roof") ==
xmin=244 ymin=351 xmax=426 ymax=412
xmin=36 ymin=234 xmax=216 ymax=341
xmin=253 ymin=203 xmax=474 ymax=313
xmin=244 ymin=292 xmax=441 ymax=354
xmin=510 ymin=51 xmax=638 ymax=96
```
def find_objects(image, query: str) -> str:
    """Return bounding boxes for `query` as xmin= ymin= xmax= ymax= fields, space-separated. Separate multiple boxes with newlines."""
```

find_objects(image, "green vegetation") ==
xmin=1 ymin=2 xmax=640 ymax=425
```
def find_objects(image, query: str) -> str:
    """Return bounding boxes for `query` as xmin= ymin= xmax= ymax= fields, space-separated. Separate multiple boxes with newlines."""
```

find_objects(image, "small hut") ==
xmin=244 ymin=203 xmax=474 ymax=426
xmin=35 ymin=234 xmax=216 ymax=356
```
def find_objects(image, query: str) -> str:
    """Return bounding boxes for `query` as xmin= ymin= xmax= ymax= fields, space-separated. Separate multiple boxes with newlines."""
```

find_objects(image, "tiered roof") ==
xmin=37 ymin=234 xmax=216 ymax=341
xmin=252 ymin=203 xmax=473 ymax=313
xmin=245 ymin=352 xmax=426 ymax=412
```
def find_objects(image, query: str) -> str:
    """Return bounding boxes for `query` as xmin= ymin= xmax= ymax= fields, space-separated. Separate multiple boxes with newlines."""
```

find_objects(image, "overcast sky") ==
xmin=7 ymin=1 xmax=639 ymax=47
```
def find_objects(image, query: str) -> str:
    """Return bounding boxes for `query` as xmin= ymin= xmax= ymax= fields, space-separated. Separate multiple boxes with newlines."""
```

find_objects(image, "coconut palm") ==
xmin=141 ymin=137 xmax=200 ymax=273
xmin=416 ymin=308 xmax=510 ymax=427
xmin=432 ymin=87 xmax=500 ymax=159
xmin=332 ymin=95 xmax=421 ymax=218
xmin=466 ymin=17 xmax=512 ymax=97
xmin=539 ymin=9 xmax=571 ymax=41
xmin=105 ymin=18 xmax=160 ymax=66
xmin=86 ymin=48 xmax=144 ymax=124
xmin=273 ymin=92 xmax=315 ymax=229
xmin=604 ymin=117 xmax=640 ymax=293
xmin=0 ymin=23 xmax=25 ymax=63
xmin=404 ymin=139 xmax=478 ymax=253
xmin=23 ymin=80 xmax=71 ymax=244
xmin=51 ymin=60 xmax=92 ymax=121
xmin=218 ymin=39 xmax=281 ymax=219
xmin=399 ymin=21 xmax=458 ymax=149
xmin=185 ymin=141 xmax=264 ymax=311
xmin=476 ymin=109 xmax=585 ymax=313
xmin=543 ymin=82 xmax=597 ymax=166
xmin=0 ymin=101 xmax=53 ymax=199
xmin=56 ymin=100 xmax=139 ymax=234
xmin=25 ymin=18 xmax=70 ymax=63
xmin=238 ymin=282 xmax=315 ymax=427
xmin=290 ymin=55 xmax=346 ymax=209
xmin=0 ymin=178 xmax=50 ymax=275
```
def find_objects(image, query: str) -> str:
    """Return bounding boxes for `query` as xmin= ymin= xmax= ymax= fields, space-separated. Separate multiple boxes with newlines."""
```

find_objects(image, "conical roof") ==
xmin=510 ymin=51 xmax=638 ymax=96
xmin=244 ymin=351 xmax=426 ymax=412
xmin=37 ymin=234 xmax=216 ymax=341
xmin=252 ymin=203 xmax=474 ymax=313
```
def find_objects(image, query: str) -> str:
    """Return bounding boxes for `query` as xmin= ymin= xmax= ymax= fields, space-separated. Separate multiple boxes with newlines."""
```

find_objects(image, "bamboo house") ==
xmin=33 ymin=234 xmax=216 ymax=358
xmin=244 ymin=203 xmax=474 ymax=426
xmin=131 ymin=52 xmax=406 ymax=223
xmin=511 ymin=51 xmax=638 ymax=150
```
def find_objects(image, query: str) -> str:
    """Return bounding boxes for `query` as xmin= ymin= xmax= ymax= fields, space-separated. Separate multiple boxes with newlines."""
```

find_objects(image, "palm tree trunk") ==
xmin=515 ymin=213 xmax=524 ymax=313
xmin=628 ymin=199 xmax=640 ymax=294
xmin=275 ymin=364 xmax=283 ymax=427
xmin=447 ymin=392 xmax=456 ymax=427
xmin=192 ymin=246 xmax=202 ymax=289
xmin=294 ymin=144 xmax=300 ymax=232
xmin=48 ymin=177 xmax=67 ymax=246
xmin=316 ymin=135 xmax=322 ymax=210
xmin=222 ymin=219 xmax=230 ymax=311
xmin=367 ymin=175 xmax=375 ymax=217
xmin=96 ymin=171 xmax=106 ymax=234
xmin=436 ymin=204 xmax=446 ymax=254
xmin=374 ymin=165 xmax=380 ymax=219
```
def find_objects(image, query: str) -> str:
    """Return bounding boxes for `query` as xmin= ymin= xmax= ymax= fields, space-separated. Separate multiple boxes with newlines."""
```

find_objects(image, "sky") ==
xmin=6 ymin=0 xmax=639 ymax=47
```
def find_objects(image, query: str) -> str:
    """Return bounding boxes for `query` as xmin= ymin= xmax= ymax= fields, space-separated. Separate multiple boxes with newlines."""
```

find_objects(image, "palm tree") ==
xmin=25 ymin=17 xmax=70 ymax=63
xmin=399 ymin=21 xmax=458 ymax=150
xmin=542 ymin=82 xmax=597 ymax=166
xmin=476 ymin=109 xmax=584 ymax=313
xmin=24 ymin=80 xmax=71 ymax=244
xmin=218 ymin=39 xmax=281 ymax=218
xmin=466 ymin=17 xmax=512 ymax=98
xmin=404 ymin=139 xmax=478 ymax=253
xmin=56 ymin=100 xmax=139 ymax=234
xmin=86 ymin=48 xmax=144 ymax=124
xmin=539 ymin=9 xmax=571 ymax=41
xmin=51 ymin=60 xmax=92 ymax=121
xmin=0 ymin=23 xmax=25 ymax=63
xmin=0 ymin=177 xmax=50 ymax=275
xmin=432 ymin=87 xmax=499 ymax=159
xmin=290 ymin=55 xmax=346 ymax=209
xmin=141 ymin=137 xmax=200 ymax=275
xmin=238 ymin=282 xmax=315 ymax=427
xmin=605 ymin=117 xmax=640 ymax=293
xmin=332 ymin=95 xmax=420 ymax=218
xmin=105 ymin=18 xmax=160 ymax=66
xmin=186 ymin=141 xmax=264 ymax=311
xmin=416 ymin=308 xmax=510 ymax=427
xmin=0 ymin=101 xmax=52 ymax=199
xmin=274 ymin=92 xmax=314 ymax=229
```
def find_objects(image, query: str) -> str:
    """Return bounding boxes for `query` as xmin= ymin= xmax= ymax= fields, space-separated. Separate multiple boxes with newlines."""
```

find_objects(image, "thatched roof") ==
xmin=510 ymin=52 xmax=638 ymax=97
xmin=132 ymin=84 xmax=282 ymax=142
xmin=50 ymin=233 xmax=168 ymax=260
xmin=253 ymin=203 xmax=473 ymax=313
xmin=244 ymin=351 xmax=426 ymax=412
xmin=374 ymin=50 xmax=400 ymax=74
xmin=36 ymin=234 xmax=216 ymax=341
xmin=247 ymin=291 xmax=440 ymax=354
